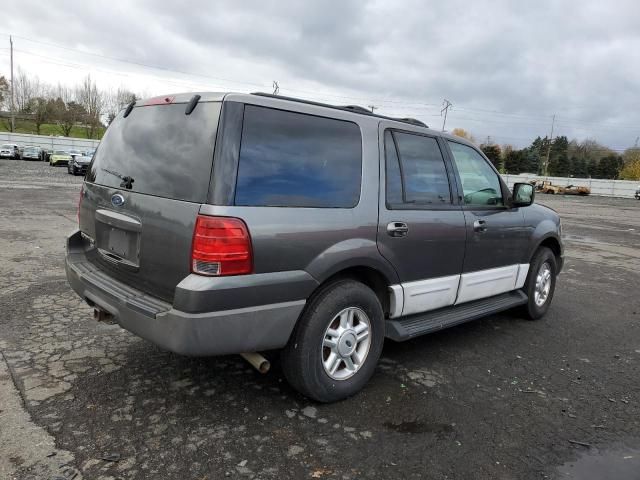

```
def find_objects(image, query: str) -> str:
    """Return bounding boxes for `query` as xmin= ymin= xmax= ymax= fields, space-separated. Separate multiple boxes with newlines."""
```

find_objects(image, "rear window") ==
xmin=235 ymin=105 xmax=362 ymax=208
xmin=87 ymin=102 xmax=221 ymax=203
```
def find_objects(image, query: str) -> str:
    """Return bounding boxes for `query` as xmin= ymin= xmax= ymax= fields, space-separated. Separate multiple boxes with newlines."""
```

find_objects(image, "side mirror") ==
xmin=512 ymin=182 xmax=535 ymax=207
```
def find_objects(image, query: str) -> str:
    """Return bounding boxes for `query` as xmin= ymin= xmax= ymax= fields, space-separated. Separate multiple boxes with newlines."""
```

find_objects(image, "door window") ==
xmin=448 ymin=141 xmax=504 ymax=206
xmin=385 ymin=130 xmax=452 ymax=207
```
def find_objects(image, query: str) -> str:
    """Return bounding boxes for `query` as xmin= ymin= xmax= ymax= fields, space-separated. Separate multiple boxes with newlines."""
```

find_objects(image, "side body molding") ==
xmin=389 ymin=264 xmax=530 ymax=318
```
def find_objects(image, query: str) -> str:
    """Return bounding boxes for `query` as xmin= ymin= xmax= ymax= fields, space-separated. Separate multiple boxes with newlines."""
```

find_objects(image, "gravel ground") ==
xmin=1 ymin=159 xmax=639 ymax=480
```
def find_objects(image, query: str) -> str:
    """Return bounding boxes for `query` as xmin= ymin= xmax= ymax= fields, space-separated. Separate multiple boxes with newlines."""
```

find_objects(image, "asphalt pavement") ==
xmin=1 ymin=159 xmax=639 ymax=480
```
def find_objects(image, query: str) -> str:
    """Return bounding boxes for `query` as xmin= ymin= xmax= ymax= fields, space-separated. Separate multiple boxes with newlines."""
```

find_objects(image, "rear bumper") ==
xmin=65 ymin=230 xmax=307 ymax=356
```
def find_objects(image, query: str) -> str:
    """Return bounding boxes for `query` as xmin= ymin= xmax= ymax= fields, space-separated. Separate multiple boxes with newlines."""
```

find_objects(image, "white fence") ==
xmin=502 ymin=174 xmax=638 ymax=199
xmin=0 ymin=132 xmax=100 ymax=152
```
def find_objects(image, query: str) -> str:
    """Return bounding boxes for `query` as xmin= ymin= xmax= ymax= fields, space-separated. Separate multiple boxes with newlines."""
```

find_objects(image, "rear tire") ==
xmin=522 ymin=247 xmax=557 ymax=320
xmin=281 ymin=280 xmax=385 ymax=402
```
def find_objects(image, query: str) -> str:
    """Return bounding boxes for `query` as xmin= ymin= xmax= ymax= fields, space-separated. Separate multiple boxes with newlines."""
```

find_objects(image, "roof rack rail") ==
xmin=251 ymin=92 xmax=428 ymax=129
xmin=341 ymin=105 xmax=374 ymax=115
xmin=396 ymin=117 xmax=427 ymax=128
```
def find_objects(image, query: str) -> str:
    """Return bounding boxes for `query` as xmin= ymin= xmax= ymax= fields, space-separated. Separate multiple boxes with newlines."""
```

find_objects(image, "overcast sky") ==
xmin=1 ymin=0 xmax=639 ymax=149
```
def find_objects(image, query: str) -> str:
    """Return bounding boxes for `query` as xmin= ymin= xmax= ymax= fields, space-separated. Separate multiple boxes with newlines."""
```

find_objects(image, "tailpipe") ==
xmin=240 ymin=352 xmax=270 ymax=374
xmin=94 ymin=308 xmax=115 ymax=324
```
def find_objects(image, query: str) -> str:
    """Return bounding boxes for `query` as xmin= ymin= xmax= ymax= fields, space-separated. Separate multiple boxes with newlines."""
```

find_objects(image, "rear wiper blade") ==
xmin=101 ymin=168 xmax=135 ymax=189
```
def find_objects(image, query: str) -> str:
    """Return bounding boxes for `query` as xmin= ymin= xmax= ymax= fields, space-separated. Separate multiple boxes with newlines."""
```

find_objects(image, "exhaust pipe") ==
xmin=94 ymin=308 xmax=115 ymax=324
xmin=240 ymin=352 xmax=270 ymax=374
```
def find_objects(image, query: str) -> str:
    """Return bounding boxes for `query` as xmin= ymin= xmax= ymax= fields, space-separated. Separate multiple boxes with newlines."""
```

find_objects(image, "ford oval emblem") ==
xmin=111 ymin=194 xmax=125 ymax=207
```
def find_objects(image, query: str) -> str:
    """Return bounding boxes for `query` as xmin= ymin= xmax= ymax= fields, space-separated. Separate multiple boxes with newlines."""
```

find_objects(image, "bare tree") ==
xmin=0 ymin=76 xmax=9 ymax=110
xmin=13 ymin=68 xmax=42 ymax=113
xmin=76 ymin=75 xmax=104 ymax=139
xmin=105 ymin=87 xmax=137 ymax=124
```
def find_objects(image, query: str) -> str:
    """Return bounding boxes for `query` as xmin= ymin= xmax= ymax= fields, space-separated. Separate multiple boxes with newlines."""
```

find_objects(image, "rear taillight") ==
xmin=77 ymin=186 xmax=83 ymax=224
xmin=191 ymin=215 xmax=252 ymax=276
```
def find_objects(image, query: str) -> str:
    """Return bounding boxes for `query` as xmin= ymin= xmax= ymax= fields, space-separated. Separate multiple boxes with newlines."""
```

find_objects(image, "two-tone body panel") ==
xmin=66 ymin=91 xmax=563 ymax=357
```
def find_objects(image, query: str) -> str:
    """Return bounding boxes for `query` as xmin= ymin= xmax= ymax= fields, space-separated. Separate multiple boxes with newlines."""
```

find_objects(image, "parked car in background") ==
xmin=22 ymin=145 xmax=43 ymax=161
xmin=635 ymin=186 xmax=640 ymax=200
xmin=66 ymin=92 xmax=563 ymax=402
xmin=0 ymin=144 xmax=21 ymax=159
xmin=68 ymin=149 xmax=83 ymax=160
xmin=68 ymin=151 xmax=93 ymax=176
xmin=49 ymin=150 xmax=72 ymax=166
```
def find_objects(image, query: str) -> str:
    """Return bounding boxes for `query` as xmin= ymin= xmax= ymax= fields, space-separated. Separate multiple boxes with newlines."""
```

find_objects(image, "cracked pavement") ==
xmin=0 ymin=159 xmax=639 ymax=479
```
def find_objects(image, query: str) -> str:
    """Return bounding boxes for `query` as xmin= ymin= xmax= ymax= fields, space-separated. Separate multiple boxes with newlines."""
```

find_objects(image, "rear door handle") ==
xmin=473 ymin=220 xmax=487 ymax=232
xmin=387 ymin=222 xmax=409 ymax=237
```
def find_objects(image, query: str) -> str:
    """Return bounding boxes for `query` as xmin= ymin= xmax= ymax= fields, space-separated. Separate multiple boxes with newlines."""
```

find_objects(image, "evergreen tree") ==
xmin=504 ymin=149 xmax=524 ymax=174
xmin=599 ymin=155 xmax=622 ymax=179
xmin=480 ymin=144 xmax=502 ymax=169
xmin=571 ymin=156 xmax=588 ymax=177
xmin=548 ymin=136 xmax=569 ymax=176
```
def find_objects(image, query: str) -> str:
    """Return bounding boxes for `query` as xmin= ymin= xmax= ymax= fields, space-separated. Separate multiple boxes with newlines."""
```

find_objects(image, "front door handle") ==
xmin=387 ymin=221 xmax=409 ymax=237
xmin=474 ymin=219 xmax=487 ymax=232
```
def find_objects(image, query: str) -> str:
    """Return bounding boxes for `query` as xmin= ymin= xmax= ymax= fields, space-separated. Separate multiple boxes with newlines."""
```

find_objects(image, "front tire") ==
xmin=522 ymin=247 xmax=557 ymax=320
xmin=281 ymin=280 xmax=385 ymax=402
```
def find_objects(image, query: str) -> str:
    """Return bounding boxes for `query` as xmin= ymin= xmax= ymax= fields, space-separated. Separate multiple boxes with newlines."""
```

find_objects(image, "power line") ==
xmin=4 ymin=31 xmax=639 ymax=135
xmin=441 ymin=99 xmax=452 ymax=132
xmin=543 ymin=114 xmax=556 ymax=176
xmin=9 ymin=35 xmax=14 ymax=132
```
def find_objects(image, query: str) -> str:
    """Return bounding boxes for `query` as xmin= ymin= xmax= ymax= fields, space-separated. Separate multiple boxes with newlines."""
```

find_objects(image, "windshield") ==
xmin=54 ymin=150 xmax=68 ymax=155
xmin=87 ymin=102 xmax=221 ymax=203
xmin=2 ymin=144 xmax=13 ymax=149
xmin=24 ymin=147 xmax=38 ymax=152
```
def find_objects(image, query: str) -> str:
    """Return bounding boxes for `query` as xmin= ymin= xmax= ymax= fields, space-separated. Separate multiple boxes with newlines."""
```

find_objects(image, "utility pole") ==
xmin=272 ymin=81 xmax=279 ymax=95
xmin=441 ymin=99 xmax=452 ymax=132
xmin=368 ymin=105 xmax=377 ymax=114
xmin=543 ymin=114 xmax=555 ymax=177
xmin=10 ymin=35 xmax=15 ymax=133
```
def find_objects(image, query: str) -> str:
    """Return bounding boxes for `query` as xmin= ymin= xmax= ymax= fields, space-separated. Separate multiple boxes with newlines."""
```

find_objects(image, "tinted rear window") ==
xmin=235 ymin=105 xmax=362 ymax=208
xmin=87 ymin=102 xmax=221 ymax=202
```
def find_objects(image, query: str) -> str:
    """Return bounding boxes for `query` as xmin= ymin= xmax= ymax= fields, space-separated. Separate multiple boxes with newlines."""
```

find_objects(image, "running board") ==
xmin=385 ymin=290 xmax=528 ymax=341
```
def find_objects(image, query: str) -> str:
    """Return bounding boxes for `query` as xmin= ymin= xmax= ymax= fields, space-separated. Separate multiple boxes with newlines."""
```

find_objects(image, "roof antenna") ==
xmin=272 ymin=81 xmax=280 ymax=95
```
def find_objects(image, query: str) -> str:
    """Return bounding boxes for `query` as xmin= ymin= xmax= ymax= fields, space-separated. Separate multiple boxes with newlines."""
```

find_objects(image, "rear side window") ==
xmin=235 ymin=105 xmax=362 ymax=208
xmin=87 ymin=102 xmax=221 ymax=203
xmin=385 ymin=130 xmax=451 ymax=207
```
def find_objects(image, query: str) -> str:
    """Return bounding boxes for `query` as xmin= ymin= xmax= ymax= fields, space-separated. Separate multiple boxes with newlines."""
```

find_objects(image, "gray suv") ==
xmin=66 ymin=92 xmax=563 ymax=402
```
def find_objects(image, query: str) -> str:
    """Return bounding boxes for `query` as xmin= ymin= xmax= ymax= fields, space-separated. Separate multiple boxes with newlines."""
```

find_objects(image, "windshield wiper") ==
xmin=101 ymin=168 xmax=135 ymax=189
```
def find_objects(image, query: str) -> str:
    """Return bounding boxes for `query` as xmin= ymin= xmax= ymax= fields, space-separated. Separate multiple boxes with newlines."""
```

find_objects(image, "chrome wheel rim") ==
xmin=534 ymin=262 xmax=552 ymax=307
xmin=322 ymin=307 xmax=371 ymax=381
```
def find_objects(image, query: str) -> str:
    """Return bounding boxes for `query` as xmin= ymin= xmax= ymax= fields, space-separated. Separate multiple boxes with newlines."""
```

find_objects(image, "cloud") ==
xmin=1 ymin=0 xmax=639 ymax=148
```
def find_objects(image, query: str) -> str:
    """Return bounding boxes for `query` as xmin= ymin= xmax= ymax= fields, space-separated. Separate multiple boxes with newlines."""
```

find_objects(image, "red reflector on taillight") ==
xmin=191 ymin=215 xmax=252 ymax=276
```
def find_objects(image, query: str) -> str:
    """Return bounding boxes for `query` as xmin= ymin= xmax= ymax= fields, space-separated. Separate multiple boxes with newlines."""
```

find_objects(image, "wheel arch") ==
xmin=531 ymin=234 xmax=563 ymax=272
xmin=306 ymin=264 xmax=395 ymax=319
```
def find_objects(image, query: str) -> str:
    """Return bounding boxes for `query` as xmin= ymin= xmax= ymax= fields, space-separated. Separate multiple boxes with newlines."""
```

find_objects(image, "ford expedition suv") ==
xmin=66 ymin=92 xmax=563 ymax=402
